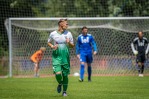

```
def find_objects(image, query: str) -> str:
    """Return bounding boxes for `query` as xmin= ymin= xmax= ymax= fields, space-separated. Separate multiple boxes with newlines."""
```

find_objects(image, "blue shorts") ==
xmin=80 ymin=52 xmax=93 ymax=63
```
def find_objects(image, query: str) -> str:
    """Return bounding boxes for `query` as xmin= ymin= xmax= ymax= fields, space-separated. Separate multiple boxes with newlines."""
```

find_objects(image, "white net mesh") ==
xmin=5 ymin=18 xmax=149 ymax=77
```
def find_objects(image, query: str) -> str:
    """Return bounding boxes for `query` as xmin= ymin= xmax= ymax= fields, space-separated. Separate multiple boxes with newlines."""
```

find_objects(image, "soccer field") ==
xmin=0 ymin=76 xmax=149 ymax=99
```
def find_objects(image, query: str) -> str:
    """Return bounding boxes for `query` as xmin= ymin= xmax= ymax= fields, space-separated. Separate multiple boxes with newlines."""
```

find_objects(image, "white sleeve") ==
xmin=68 ymin=32 xmax=74 ymax=44
xmin=131 ymin=43 xmax=137 ymax=54
xmin=146 ymin=44 xmax=149 ymax=54
xmin=48 ymin=33 xmax=52 ymax=43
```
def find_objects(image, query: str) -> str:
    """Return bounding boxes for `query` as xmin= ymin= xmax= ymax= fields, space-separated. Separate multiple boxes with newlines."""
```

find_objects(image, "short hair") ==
xmin=138 ymin=31 xmax=143 ymax=35
xmin=82 ymin=26 xmax=88 ymax=30
xmin=40 ymin=47 xmax=46 ymax=51
xmin=138 ymin=31 xmax=143 ymax=34
xmin=58 ymin=19 xmax=67 ymax=25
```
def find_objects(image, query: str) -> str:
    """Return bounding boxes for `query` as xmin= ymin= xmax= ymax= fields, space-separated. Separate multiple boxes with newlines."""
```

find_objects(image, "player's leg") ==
xmin=86 ymin=53 xmax=93 ymax=82
xmin=56 ymin=72 xmax=62 ymax=93
xmin=31 ymin=59 xmax=39 ymax=77
xmin=37 ymin=63 xmax=40 ymax=76
xmin=80 ymin=62 xmax=85 ymax=81
xmin=141 ymin=63 xmax=144 ymax=74
xmin=136 ymin=54 xmax=142 ymax=76
xmin=140 ymin=54 xmax=145 ymax=76
xmin=61 ymin=64 xmax=70 ymax=96
xmin=53 ymin=65 xmax=63 ymax=93
xmin=52 ymin=50 xmax=65 ymax=93
xmin=87 ymin=63 xmax=92 ymax=81
xmin=79 ymin=53 xmax=86 ymax=82
xmin=34 ymin=63 xmax=39 ymax=77
xmin=138 ymin=62 xmax=144 ymax=77
xmin=62 ymin=75 xmax=68 ymax=96
xmin=56 ymin=72 xmax=62 ymax=85
xmin=137 ymin=62 xmax=141 ymax=74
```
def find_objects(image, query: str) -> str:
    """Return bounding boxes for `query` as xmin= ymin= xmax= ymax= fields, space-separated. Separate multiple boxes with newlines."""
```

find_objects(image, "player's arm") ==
xmin=48 ymin=42 xmax=58 ymax=50
xmin=76 ymin=37 xmax=80 ymax=59
xmin=91 ymin=36 xmax=97 ymax=55
xmin=66 ymin=32 xmax=74 ymax=48
xmin=66 ymin=39 xmax=74 ymax=48
xmin=145 ymin=44 xmax=149 ymax=54
xmin=145 ymin=38 xmax=149 ymax=54
xmin=131 ymin=38 xmax=138 ymax=55
xmin=47 ymin=34 xmax=58 ymax=50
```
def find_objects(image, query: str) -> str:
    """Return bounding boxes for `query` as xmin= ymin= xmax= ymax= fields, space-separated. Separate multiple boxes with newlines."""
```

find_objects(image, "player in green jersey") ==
xmin=48 ymin=19 xmax=74 ymax=96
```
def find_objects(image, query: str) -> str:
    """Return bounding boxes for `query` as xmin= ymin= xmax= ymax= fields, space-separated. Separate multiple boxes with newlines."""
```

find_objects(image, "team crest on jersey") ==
xmin=138 ymin=40 xmax=145 ymax=46
xmin=81 ymin=37 xmax=89 ymax=43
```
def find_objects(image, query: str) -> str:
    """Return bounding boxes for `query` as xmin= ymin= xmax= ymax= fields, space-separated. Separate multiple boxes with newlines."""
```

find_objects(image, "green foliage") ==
xmin=108 ymin=0 xmax=149 ymax=17
xmin=9 ymin=0 xmax=148 ymax=17
xmin=0 ymin=64 xmax=8 ymax=76
xmin=0 ymin=77 xmax=149 ymax=99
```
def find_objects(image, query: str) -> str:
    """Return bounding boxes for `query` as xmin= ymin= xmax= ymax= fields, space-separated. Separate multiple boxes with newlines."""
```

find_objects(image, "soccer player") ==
xmin=76 ymin=26 xmax=97 ymax=82
xmin=48 ymin=19 xmax=74 ymax=96
xmin=30 ymin=47 xmax=46 ymax=77
xmin=131 ymin=31 xmax=149 ymax=77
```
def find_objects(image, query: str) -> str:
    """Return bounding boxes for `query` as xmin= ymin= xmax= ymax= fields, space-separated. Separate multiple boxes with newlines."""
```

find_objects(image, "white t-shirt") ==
xmin=48 ymin=30 xmax=73 ymax=45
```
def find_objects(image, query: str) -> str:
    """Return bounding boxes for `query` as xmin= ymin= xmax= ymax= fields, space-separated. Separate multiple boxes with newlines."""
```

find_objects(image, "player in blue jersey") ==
xmin=76 ymin=26 xmax=97 ymax=82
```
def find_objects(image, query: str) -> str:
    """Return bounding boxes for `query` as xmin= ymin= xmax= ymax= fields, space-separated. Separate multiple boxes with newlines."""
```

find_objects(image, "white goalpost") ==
xmin=5 ymin=17 xmax=149 ymax=77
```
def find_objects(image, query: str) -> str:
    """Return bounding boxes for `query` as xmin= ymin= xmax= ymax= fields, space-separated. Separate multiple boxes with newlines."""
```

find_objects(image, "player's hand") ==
xmin=52 ymin=44 xmax=58 ymax=50
xmin=133 ymin=50 xmax=138 ymax=55
xmin=77 ymin=54 xmax=80 ymax=59
xmin=93 ymin=51 xmax=97 ymax=55
xmin=145 ymin=50 xmax=148 ymax=55
xmin=66 ymin=38 xmax=70 ymax=43
xmin=34 ymin=63 xmax=38 ymax=66
xmin=66 ymin=38 xmax=74 ymax=48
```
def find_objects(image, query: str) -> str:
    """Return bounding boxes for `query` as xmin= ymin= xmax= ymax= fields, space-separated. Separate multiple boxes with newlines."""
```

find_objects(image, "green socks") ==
xmin=62 ymin=76 xmax=68 ymax=92
xmin=56 ymin=74 xmax=62 ymax=84
xmin=56 ymin=74 xmax=68 ymax=92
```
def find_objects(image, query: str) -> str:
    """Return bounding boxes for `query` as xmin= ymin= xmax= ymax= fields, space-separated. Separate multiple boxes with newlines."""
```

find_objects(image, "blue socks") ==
xmin=88 ymin=66 xmax=92 ymax=80
xmin=80 ymin=64 xmax=85 ymax=80
xmin=80 ymin=64 xmax=92 ymax=81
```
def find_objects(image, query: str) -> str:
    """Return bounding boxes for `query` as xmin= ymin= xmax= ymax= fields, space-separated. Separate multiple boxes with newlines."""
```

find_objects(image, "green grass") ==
xmin=0 ymin=76 xmax=149 ymax=99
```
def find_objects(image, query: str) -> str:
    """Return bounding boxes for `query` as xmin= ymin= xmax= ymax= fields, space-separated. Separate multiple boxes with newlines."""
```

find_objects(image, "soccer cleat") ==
xmin=139 ymin=74 xmax=144 ymax=77
xmin=57 ymin=84 xmax=62 ymax=93
xmin=88 ymin=77 xmax=91 ymax=82
xmin=62 ymin=92 xmax=67 ymax=96
xmin=88 ymin=79 xmax=91 ymax=82
xmin=78 ymin=78 xmax=83 ymax=82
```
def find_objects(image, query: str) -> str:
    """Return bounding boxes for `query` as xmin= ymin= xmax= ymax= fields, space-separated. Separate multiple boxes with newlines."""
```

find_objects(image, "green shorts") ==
xmin=53 ymin=64 xmax=70 ymax=76
xmin=51 ymin=45 xmax=70 ymax=76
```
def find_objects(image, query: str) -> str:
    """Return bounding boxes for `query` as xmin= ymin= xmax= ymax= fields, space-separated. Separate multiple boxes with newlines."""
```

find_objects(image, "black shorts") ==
xmin=136 ymin=53 xmax=146 ymax=63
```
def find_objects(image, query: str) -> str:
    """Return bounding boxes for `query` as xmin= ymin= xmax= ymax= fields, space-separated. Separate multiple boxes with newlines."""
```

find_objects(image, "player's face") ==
xmin=138 ymin=32 xmax=143 ymax=39
xmin=60 ymin=21 xmax=68 ymax=30
xmin=82 ymin=28 xmax=88 ymax=35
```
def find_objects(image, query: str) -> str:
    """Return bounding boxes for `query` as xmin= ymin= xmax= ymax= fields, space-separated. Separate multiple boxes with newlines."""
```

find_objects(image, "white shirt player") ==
xmin=48 ymin=30 xmax=74 ymax=51
xmin=48 ymin=30 xmax=73 ymax=45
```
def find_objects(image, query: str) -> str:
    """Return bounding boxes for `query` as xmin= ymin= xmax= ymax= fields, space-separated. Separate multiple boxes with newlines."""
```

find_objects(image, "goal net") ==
xmin=5 ymin=17 xmax=149 ymax=77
